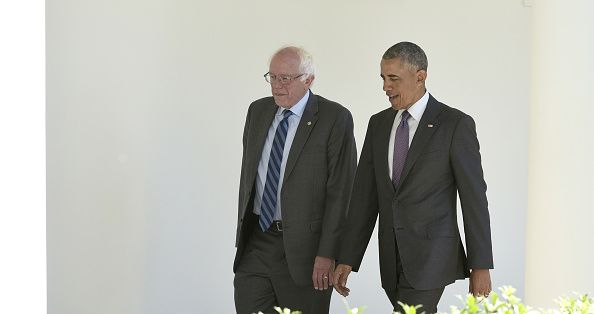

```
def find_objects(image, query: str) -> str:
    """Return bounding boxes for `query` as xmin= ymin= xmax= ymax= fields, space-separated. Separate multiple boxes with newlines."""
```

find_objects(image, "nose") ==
xmin=383 ymin=80 xmax=391 ymax=91
xmin=271 ymin=79 xmax=284 ymax=89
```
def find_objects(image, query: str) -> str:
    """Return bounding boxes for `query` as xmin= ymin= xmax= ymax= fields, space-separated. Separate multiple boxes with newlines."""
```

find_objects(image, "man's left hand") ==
xmin=469 ymin=269 xmax=492 ymax=297
xmin=312 ymin=256 xmax=334 ymax=290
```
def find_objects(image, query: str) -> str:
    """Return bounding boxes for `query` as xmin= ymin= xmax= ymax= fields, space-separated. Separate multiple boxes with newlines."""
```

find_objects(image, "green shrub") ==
xmin=254 ymin=286 xmax=593 ymax=314
xmin=400 ymin=286 xmax=593 ymax=314
xmin=258 ymin=286 xmax=594 ymax=314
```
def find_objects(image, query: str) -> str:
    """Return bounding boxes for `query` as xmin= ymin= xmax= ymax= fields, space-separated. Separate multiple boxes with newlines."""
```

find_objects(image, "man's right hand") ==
xmin=333 ymin=264 xmax=353 ymax=297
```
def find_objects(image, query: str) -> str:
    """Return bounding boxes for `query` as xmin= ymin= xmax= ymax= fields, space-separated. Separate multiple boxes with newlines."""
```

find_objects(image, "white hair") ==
xmin=271 ymin=46 xmax=315 ymax=82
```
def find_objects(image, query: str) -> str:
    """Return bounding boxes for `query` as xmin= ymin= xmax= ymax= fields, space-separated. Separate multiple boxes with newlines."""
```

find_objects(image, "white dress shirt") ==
xmin=388 ymin=91 xmax=429 ymax=180
xmin=252 ymin=91 xmax=309 ymax=220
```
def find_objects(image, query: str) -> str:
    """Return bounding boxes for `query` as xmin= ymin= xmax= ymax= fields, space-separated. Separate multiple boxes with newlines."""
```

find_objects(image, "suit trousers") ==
xmin=385 ymin=234 xmax=445 ymax=314
xmin=234 ymin=214 xmax=332 ymax=314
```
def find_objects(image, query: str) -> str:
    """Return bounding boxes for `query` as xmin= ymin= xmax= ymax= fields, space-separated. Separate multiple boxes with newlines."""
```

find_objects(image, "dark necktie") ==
xmin=259 ymin=109 xmax=293 ymax=231
xmin=392 ymin=110 xmax=411 ymax=186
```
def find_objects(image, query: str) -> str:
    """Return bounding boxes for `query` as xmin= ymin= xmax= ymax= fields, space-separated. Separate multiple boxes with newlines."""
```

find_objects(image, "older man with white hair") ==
xmin=233 ymin=46 xmax=357 ymax=314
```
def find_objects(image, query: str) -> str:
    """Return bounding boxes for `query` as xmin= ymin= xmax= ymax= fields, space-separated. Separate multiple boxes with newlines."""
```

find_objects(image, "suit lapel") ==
xmin=246 ymin=101 xmax=277 ymax=185
xmin=283 ymin=93 xmax=319 ymax=181
xmin=397 ymin=95 xmax=442 ymax=190
xmin=376 ymin=108 xmax=398 ymax=192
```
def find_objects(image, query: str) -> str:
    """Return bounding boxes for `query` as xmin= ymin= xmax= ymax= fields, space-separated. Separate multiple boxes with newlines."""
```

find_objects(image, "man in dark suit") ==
xmin=333 ymin=42 xmax=493 ymax=313
xmin=234 ymin=46 xmax=357 ymax=314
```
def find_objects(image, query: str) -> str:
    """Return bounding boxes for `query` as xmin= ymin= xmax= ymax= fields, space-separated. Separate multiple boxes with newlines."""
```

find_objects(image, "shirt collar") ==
xmin=276 ymin=90 xmax=310 ymax=118
xmin=404 ymin=90 xmax=429 ymax=121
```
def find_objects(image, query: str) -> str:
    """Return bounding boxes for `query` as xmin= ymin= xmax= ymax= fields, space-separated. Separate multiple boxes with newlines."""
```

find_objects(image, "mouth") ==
xmin=388 ymin=95 xmax=398 ymax=101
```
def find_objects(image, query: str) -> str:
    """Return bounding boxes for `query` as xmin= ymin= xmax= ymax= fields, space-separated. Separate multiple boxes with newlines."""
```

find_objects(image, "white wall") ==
xmin=47 ymin=1 xmax=531 ymax=313
xmin=525 ymin=0 xmax=594 ymax=308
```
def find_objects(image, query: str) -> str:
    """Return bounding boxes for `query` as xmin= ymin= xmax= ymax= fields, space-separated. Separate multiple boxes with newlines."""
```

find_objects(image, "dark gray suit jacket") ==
xmin=340 ymin=94 xmax=493 ymax=290
xmin=234 ymin=91 xmax=357 ymax=287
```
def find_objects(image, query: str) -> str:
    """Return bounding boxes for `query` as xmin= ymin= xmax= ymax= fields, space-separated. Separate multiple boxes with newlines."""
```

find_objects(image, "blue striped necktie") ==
xmin=259 ymin=109 xmax=293 ymax=231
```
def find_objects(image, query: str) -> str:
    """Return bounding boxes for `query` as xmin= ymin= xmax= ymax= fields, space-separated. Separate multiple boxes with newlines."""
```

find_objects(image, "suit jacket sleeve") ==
xmin=338 ymin=116 xmax=379 ymax=271
xmin=451 ymin=114 xmax=494 ymax=269
xmin=236 ymin=104 xmax=252 ymax=247
xmin=316 ymin=109 xmax=358 ymax=259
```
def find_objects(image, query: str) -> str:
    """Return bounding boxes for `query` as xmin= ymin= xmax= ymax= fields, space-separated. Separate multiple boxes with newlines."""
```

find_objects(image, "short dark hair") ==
xmin=382 ymin=42 xmax=428 ymax=71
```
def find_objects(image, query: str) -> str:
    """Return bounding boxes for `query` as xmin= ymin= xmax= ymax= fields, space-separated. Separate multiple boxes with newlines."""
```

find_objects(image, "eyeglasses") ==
xmin=264 ymin=72 xmax=305 ymax=85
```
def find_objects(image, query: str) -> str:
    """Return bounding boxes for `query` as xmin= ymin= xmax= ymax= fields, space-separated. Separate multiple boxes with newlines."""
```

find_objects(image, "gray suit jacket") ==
xmin=340 ymin=94 xmax=493 ymax=290
xmin=234 ymin=91 xmax=357 ymax=287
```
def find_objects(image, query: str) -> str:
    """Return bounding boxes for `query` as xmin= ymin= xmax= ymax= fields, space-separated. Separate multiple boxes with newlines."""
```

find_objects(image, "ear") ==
xmin=304 ymin=74 xmax=315 ymax=87
xmin=416 ymin=70 xmax=427 ymax=85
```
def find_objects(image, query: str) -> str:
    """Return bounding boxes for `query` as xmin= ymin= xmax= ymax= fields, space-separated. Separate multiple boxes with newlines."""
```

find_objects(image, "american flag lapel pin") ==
xmin=428 ymin=123 xmax=434 ymax=128
xmin=307 ymin=121 xmax=312 ymax=126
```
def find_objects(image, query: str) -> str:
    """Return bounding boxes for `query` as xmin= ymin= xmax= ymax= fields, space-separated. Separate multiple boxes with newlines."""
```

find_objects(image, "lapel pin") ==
xmin=307 ymin=121 xmax=312 ymax=126
xmin=428 ymin=124 xmax=434 ymax=128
